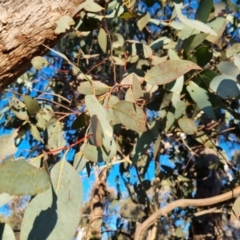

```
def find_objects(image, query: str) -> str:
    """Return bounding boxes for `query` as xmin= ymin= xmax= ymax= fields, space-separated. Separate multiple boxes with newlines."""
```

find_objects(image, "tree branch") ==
xmin=134 ymin=186 xmax=240 ymax=240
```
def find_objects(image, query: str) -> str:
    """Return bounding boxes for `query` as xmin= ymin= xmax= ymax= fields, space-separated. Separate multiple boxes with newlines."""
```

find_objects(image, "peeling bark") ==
xmin=0 ymin=0 xmax=83 ymax=91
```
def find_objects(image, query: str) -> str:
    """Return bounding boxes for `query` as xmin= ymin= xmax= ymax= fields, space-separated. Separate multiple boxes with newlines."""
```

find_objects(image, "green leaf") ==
xmin=137 ymin=12 xmax=150 ymax=31
xmin=47 ymin=117 xmax=66 ymax=154
xmin=104 ymin=95 xmax=120 ymax=125
xmin=0 ymin=223 xmax=15 ymax=240
xmin=23 ymin=95 xmax=40 ymax=115
xmin=0 ymin=156 xmax=50 ymax=195
xmin=125 ymin=88 xmax=134 ymax=102
xmin=132 ymin=74 xmax=143 ymax=102
xmin=189 ymin=45 xmax=213 ymax=67
xmin=132 ymin=121 xmax=159 ymax=163
xmin=166 ymin=75 xmax=184 ymax=108
xmin=112 ymin=101 xmax=146 ymax=132
xmin=31 ymin=56 xmax=48 ymax=70
xmin=0 ymin=131 xmax=18 ymax=161
xmin=145 ymin=60 xmax=201 ymax=85
xmin=9 ymin=97 xmax=28 ymax=120
xmin=174 ymin=101 xmax=187 ymax=119
xmin=187 ymin=81 xmax=216 ymax=120
xmin=77 ymin=80 xmax=110 ymax=95
xmin=210 ymin=75 xmax=240 ymax=100
xmin=73 ymin=151 xmax=87 ymax=172
xmin=30 ymin=124 xmax=43 ymax=143
xmin=85 ymin=95 xmax=116 ymax=154
xmin=55 ymin=15 xmax=75 ymax=34
xmin=21 ymin=153 xmax=83 ymax=240
xmin=178 ymin=117 xmax=197 ymax=135
xmin=182 ymin=33 xmax=207 ymax=52
xmin=195 ymin=0 xmax=213 ymax=23
xmin=98 ymin=28 xmax=107 ymax=53
xmin=206 ymin=17 xmax=227 ymax=43
xmin=84 ymin=1 xmax=103 ymax=12
xmin=89 ymin=115 xmax=103 ymax=147
xmin=165 ymin=111 xmax=175 ymax=132
xmin=174 ymin=2 xmax=217 ymax=36
xmin=82 ymin=143 xmax=115 ymax=162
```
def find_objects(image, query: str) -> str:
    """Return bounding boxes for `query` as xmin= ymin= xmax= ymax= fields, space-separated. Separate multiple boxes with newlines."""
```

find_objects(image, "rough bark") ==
xmin=0 ymin=0 xmax=83 ymax=91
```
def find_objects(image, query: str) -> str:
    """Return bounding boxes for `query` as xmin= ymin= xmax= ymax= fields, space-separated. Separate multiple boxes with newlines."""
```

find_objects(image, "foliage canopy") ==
xmin=1 ymin=0 xmax=240 ymax=239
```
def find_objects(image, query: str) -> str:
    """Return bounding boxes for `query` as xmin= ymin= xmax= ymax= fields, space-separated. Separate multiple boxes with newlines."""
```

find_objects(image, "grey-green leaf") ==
xmin=210 ymin=75 xmax=240 ymax=100
xmin=112 ymin=101 xmax=146 ymax=132
xmin=0 ymin=156 xmax=50 ymax=196
xmin=21 ymin=153 xmax=83 ymax=240
xmin=98 ymin=28 xmax=107 ymax=53
xmin=178 ymin=117 xmax=197 ymax=135
xmin=187 ymin=81 xmax=216 ymax=120
xmin=145 ymin=60 xmax=201 ymax=85
xmin=31 ymin=56 xmax=48 ymax=70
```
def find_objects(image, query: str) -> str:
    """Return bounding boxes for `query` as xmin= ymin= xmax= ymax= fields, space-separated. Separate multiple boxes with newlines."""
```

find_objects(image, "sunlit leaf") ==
xmin=30 ymin=124 xmax=43 ymax=143
xmin=31 ymin=56 xmax=48 ymax=70
xmin=230 ymin=196 xmax=240 ymax=221
xmin=132 ymin=74 xmax=143 ymax=102
xmin=234 ymin=54 xmax=240 ymax=71
xmin=55 ymin=15 xmax=75 ymax=34
xmin=217 ymin=61 xmax=239 ymax=78
xmin=0 ymin=193 xmax=13 ymax=207
xmin=125 ymin=88 xmax=134 ymax=102
xmin=77 ymin=80 xmax=110 ymax=95
xmin=178 ymin=117 xmax=197 ymax=135
xmin=0 ymin=223 xmax=15 ymax=240
xmin=210 ymin=75 xmax=240 ymax=100
xmin=187 ymin=81 xmax=216 ymax=120
xmin=73 ymin=151 xmax=87 ymax=172
xmin=206 ymin=17 xmax=226 ymax=43
xmin=9 ymin=97 xmax=28 ymax=120
xmin=98 ymin=28 xmax=107 ymax=53
xmin=29 ymin=155 xmax=42 ymax=168
xmin=23 ymin=95 xmax=40 ymax=115
xmin=112 ymin=101 xmax=146 ymax=132
xmin=84 ymin=1 xmax=104 ymax=12
xmin=0 ymin=130 xmax=18 ymax=160
xmin=137 ymin=12 xmax=150 ymax=31
xmin=145 ymin=60 xmax=201 ymax=85
xmin=82 ymin=143 xmax=115 ymax=162
xmin=0 ymin=156 xmax=50 ymax=195
xmin=166 ymin=75 xmax=184 ymax=108
xmin=174 ymin=2 xmax=217 ymax=36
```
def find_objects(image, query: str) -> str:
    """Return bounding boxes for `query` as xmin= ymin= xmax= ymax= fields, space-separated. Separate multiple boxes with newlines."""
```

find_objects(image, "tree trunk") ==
xmin=0 ymin=0 xmax=83 ymax=91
